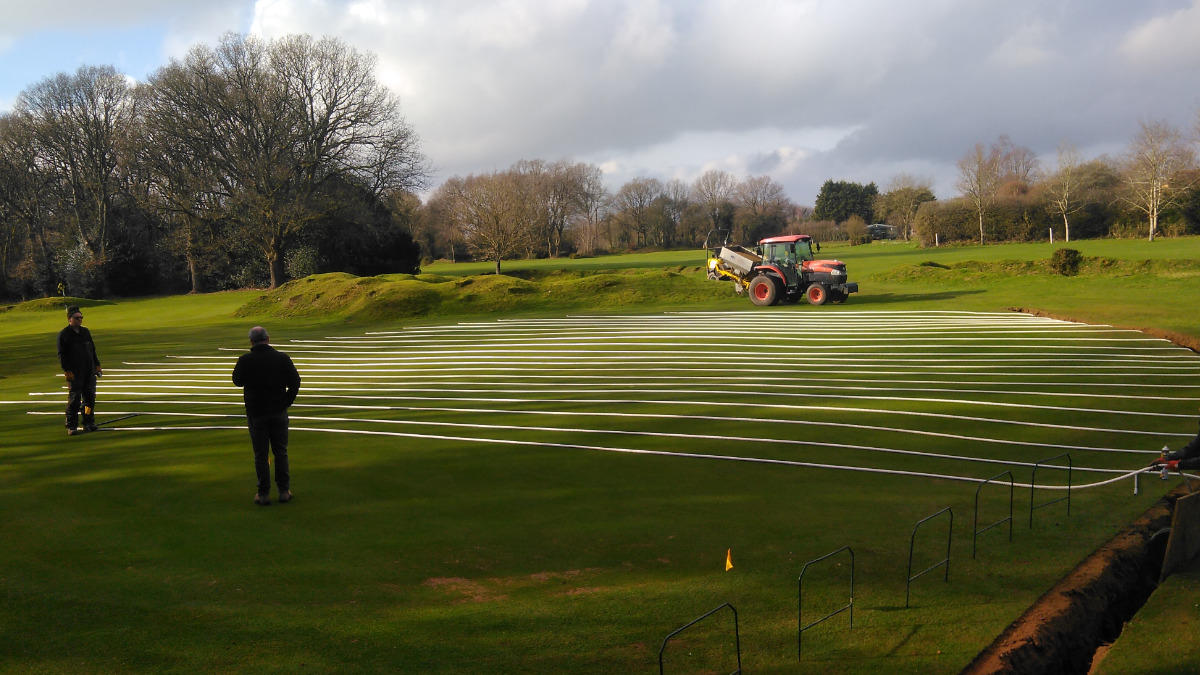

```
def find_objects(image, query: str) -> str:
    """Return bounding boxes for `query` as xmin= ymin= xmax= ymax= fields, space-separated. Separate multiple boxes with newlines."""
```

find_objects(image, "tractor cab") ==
xmin=758 ymin=235 xmax=817 ymax=267
xmin=757 ymin=234 xmax=821 ymax=287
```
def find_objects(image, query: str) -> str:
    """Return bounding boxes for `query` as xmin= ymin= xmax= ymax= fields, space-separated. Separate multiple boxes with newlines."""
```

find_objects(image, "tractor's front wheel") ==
xmin=806 ymin=283 xmax=829 ymax=306
xmin=749 ymin=275 xmax=779 ymax=306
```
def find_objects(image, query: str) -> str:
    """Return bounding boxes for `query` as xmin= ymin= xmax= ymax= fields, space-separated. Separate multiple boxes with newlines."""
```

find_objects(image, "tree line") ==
xmin=410 ymin=164 xmax=802 ymax=272
xmin=0 ymin=32 xmax=427 ymax=300
xmin=4 ymin=30 xmax=1200 ymax=301
xmin=935 ymin=123 xmax=1200 ymax=246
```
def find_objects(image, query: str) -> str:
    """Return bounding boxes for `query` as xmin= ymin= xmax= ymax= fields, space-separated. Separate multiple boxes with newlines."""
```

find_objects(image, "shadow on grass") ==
xmin=855 ymin=289 xmax=987 ymax=305
xmin=884 ymin=624 xmax=923 ymax=656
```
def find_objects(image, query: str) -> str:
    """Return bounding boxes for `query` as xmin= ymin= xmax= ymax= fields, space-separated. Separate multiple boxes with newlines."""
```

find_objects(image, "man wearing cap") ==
xmin=57 ymin=306 xmax=102 ymax=436
xmin=232 ymin=326 xmax=301 ymax=506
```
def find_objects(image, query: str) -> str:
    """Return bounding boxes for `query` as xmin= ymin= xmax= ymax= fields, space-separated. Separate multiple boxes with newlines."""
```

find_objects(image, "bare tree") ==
xmin=0 ymin=114 xmax=58 ymax=294
xmin=995 ymin=135 xmax=1041 ymax=186
xmin=571 ymin=163 xmax=609 ymax=255
xmin=735 ymin=175 xmax=789 ymax=216
xmin=1120 ymin=119 xmax=1197 ymax=241
xmin=444 ymin=172 xmax=535 ymax=274
xmin=539 ymin=160 xmax=592 ymax=258
xmin=1045 ymin=142 xmax=1083 ymax=242
xmin=137 ymin=67 xmax=228 ymax=293
xmin=510 ymin=159 xmax=550 ymax=258
xmin=733 ymin=175 xmax=791 ymax=241
xmin=957 ymin=143 xmax=1002 ymax=244
xmin=613 ymin=177 xmax=663 ymax=248
xmin=15 ymin=65 xmax=139 ymax=282
xmin=875 ymin=174 xmax=935 ymax=241
xmin=691 ymin=169 xmax=736 ymax=231
xmin=144 ymin=33 xmax=427 ymax=288
xmin=417 ymin=185 xmax=465 ymax=262
xmin=661 ymin=179 xmax=691 ymax=246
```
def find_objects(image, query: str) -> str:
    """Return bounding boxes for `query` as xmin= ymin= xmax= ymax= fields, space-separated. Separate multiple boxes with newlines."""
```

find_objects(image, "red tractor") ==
xmin=705 ymin=230 xmax=859 ymax=306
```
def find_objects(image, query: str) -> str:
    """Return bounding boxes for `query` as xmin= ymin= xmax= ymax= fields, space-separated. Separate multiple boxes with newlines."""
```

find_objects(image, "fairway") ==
xmin=5 ymin=308 xmax=1197 ymax=672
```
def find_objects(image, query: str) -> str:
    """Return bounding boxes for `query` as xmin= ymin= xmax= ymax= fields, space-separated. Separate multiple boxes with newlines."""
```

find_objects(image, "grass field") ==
xmin=4 ymin=238 xmax=1200 ymax=673
xmin=1094 ymin=560 xmax=1200 ymax=673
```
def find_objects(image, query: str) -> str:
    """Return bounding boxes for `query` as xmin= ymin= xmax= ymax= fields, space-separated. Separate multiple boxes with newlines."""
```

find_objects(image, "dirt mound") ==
xmin=234 ymin=269 xmax=725 ymax=321
xmin=234 ymin=273 xmax=447 ymax=320
xmin=963 ymin=486 xmax=1191 ymax=674
xmin=1 ymin=296 xmax=114 ymax=313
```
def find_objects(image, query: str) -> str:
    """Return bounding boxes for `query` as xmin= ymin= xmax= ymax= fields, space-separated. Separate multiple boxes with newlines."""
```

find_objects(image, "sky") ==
xmin=2 ymin=0 xmax=1200 ymax=205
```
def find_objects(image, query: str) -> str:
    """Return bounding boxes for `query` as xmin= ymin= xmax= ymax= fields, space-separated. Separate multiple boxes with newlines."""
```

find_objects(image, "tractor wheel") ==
xmin=805 ymin=283 xmax=829 ymax=306
xmin=749 ymin=275 xmax=779 ymax=306
xmin=829 ymin=289 xmax=847 ymax=304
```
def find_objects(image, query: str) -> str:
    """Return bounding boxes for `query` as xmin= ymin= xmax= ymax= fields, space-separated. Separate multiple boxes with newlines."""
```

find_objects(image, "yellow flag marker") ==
xmin=725 ymin=548 xmax=733 ymax=571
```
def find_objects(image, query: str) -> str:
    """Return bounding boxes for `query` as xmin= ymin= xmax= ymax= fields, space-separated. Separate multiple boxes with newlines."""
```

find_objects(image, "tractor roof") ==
xmin=758 ymin=234 xmax=812 ymax=244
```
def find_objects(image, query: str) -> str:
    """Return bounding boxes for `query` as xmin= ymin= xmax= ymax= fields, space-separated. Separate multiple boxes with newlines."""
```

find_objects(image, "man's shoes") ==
xmin=84 ymin=424 xmax=98 ymax=432
xmin=278 ymin=490 xmax=293 ymax=503
xmin=254 ymin=493 xmax=271 ymax=506
xmin=67 ymin=428 xmax=81 ymax=436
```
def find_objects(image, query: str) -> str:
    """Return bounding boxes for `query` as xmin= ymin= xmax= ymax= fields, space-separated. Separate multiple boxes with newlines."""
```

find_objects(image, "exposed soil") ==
xmin=961 ymin=485 xmax=1191 ymax=674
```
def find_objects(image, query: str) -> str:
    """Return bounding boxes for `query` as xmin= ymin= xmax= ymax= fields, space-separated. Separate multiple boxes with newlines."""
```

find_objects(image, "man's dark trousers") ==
xmin=249 ymin=412 xmax=290 ymax=495
xmin=66 ymin=372 xmax=97 ymax=429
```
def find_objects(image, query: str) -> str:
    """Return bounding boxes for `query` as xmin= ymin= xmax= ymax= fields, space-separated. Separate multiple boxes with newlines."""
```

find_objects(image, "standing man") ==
xmin=232 ymin=326 xmax=301 ymax=506
xmin=58 ymin=305 xmax=101 ymax=436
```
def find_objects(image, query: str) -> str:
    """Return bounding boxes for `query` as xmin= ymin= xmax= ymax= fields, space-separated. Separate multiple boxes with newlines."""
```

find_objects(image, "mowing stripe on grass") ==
xmin=65 ymin=381 xmax=1199 ymax=419
xmin=21 ymin=389 xmax=1192 ymax=437
xmin=93 ymin=368 xmax=1200 ymax=392
xmin=94 ymin=422 xmax=1177 ymax=491
xmin=274 ymin=348 xmax=1197 ymax=364
xmin=24 ymin=409 xmax=1146 ymax=475
xmin=9 ymin=398 xmax=1165 ymax=453
xmin=80 ymin=376 xmax=1200 ymax=402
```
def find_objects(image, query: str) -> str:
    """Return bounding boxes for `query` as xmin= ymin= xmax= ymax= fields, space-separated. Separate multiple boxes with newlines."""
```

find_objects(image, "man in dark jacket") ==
xmin=1155 ymin=419 xmax=1200 ymax=472
xmin=57 ymin=306 xmax=102 ymax=435
xmin=232 ymin=326 xmax=301 ymax=506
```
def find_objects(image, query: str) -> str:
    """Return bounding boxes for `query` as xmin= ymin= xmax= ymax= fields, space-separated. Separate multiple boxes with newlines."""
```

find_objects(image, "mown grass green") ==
xmin=4 ymin=237 xmax=1200 ymax=673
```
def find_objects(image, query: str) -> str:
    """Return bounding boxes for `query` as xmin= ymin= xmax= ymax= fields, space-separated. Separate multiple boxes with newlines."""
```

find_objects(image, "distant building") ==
xmin=867 ymin=223 xmax=896 ymax=240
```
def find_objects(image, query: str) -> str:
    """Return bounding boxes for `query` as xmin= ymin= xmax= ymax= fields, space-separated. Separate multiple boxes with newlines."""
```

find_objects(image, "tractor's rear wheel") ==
xmin=806 ymin=283 xmax=829 ymax=306
xmin=749 ymin=275 xmax=779 ymax=306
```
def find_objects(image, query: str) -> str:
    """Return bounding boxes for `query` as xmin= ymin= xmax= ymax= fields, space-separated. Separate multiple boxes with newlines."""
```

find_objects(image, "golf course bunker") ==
xmin=964 ymin=484 xmax=1194 ymax=675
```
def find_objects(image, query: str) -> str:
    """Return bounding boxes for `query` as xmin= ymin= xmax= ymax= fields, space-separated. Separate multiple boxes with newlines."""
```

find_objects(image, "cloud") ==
xmin=0 ymin=1 xmax=172 ymax=32
xmin=604 ymin=0 xmax=676 ymax=71
xmin=575 ymin=125 xmax=858 ymax=199
xmin=234 ymin=0 xmax=1200 ymax=204
xmin=5 ymin=1 xmax=1196 ymax=205
xmin=988 ymin=20 xmax=1056 ymax=68
xmin=1119 ymin=0 xmax=1200 ymax=69
xmin=160 ymin=2 xmax=256 ymax=62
